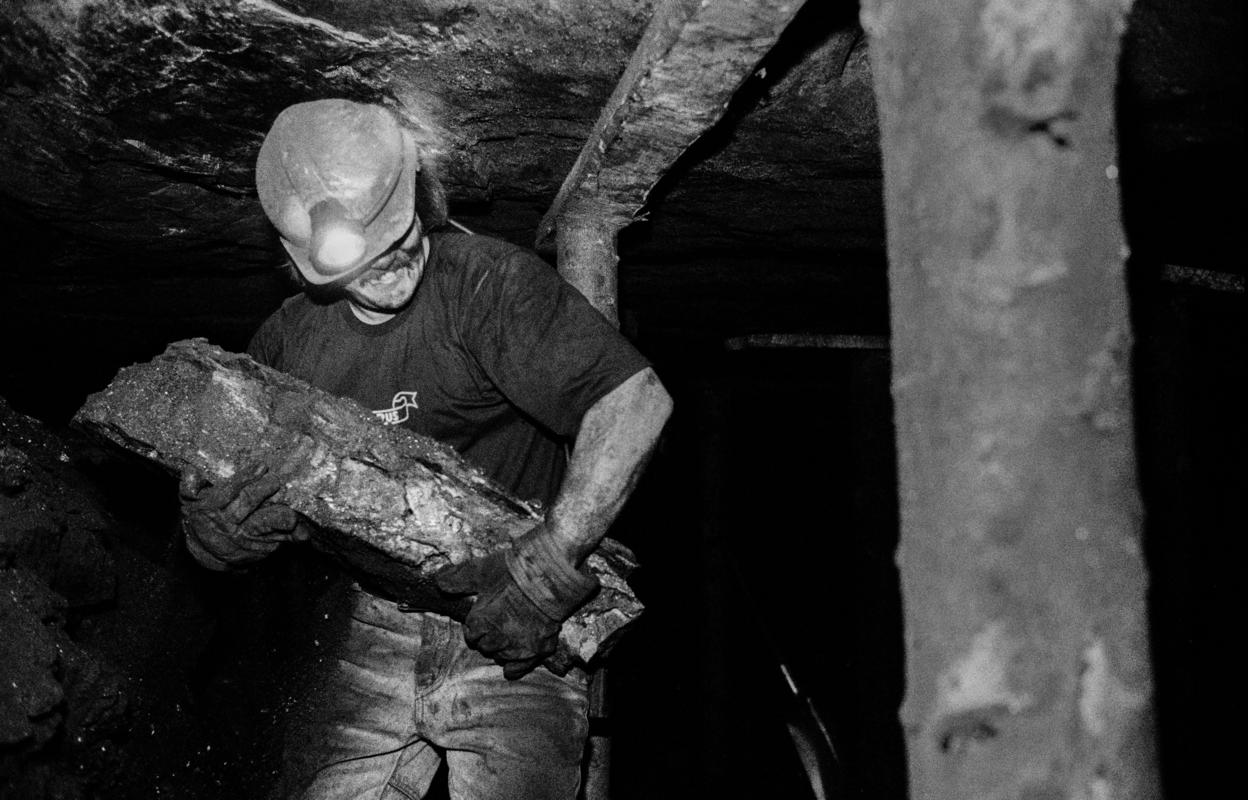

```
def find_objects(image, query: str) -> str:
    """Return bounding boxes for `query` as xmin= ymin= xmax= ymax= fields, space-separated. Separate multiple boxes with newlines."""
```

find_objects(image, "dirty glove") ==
xmin=179 ymin=462 xmax=308 ymax=571
xmin=435 ymin=525 xmax=600 ymax=680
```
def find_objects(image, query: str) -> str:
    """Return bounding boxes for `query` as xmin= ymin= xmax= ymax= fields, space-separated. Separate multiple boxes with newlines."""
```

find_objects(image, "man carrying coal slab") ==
xmin=178 ymin=99 xmax=672 ymax=800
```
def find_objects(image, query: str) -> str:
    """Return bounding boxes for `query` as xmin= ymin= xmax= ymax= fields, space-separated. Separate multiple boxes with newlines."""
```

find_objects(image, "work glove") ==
xmin=179 ymin=461 xmax=309 ymax=571
xmin=434 ymin=524 xmax=600 ymax=680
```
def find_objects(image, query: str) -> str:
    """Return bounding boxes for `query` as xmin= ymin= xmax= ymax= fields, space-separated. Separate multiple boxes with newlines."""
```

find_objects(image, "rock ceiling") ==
xmin=0 ymin=0 xmax=1242 ymax=374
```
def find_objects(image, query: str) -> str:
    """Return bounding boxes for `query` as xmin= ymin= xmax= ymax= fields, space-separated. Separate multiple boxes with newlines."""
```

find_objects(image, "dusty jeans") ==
xmin=280 ymin=585 xmax=589 ymax=800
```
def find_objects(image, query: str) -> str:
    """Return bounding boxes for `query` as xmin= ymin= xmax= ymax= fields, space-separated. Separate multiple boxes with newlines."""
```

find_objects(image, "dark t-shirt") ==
xmin=247 ymin=231 xmax=650 ymax=506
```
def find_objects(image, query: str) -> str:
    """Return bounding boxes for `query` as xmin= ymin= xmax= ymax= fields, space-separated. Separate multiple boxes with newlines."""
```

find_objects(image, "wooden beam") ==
xmin=536 ymin=0 xmax=809 ymax=251
xmin=557 ymin=197 xmax=624 ymax=327
xmin=863 ymin=0 xmax=1155 ymax=796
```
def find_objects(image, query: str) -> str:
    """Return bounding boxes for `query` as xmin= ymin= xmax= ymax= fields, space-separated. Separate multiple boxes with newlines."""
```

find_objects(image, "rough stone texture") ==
xmin=0 ymin=0 xmax=652 ymax=258
xmin=0 ymin=0 xmax=891 ymax=349
xmin=72 ymin=338 xmax=643 ymax=669
xmin=863 ymin=0 xmax=1156 ymax=797
xmin=0 ymin=400 xmax=128 ymax=800
xmin=537 ymin=0 xmax=810 ymax=249
xmin=0 ymin=1 xmax=1239 ymax=341
xmin=2 ymin=392 xmax=331 ymax=799
xmin=1 ymin=397 xmax=117 ymax=607
xmin=1 ymin=0 xmax=1234 ymax=375
xmin=0 ymin=569 xmax=66 ymax=749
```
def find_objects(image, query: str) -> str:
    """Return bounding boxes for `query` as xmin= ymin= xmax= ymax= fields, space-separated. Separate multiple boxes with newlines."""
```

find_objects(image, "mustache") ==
xmin=370 ymin=252 xmax=414 ymax=274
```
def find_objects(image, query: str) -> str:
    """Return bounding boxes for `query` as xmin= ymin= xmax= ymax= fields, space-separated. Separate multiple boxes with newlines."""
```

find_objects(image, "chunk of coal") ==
xmin=72 ymin=338 xmax=642 ymax=669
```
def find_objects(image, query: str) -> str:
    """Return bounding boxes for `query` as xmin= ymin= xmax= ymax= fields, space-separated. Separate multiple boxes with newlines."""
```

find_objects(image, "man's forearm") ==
xmin=545 ymin=367 xmax=673 ymax=565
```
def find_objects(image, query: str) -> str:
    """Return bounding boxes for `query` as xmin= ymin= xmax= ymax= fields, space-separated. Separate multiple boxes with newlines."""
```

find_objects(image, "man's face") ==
xmin=341 ymin=241 xmax=425 ymax=323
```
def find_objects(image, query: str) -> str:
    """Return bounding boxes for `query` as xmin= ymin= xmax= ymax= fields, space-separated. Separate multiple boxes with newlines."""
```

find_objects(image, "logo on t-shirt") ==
xmin=373 ymin=391 xmax=420 ymax=425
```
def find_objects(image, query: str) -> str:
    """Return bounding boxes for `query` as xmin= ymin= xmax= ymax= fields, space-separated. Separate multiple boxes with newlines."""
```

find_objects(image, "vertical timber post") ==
xmin=556 ymin=198 xmax=627 ymax=328
xmin=553 ymin=197 xmax=627 ymax=800
xmin=861 ymin=1 xmax=1157 ymax=798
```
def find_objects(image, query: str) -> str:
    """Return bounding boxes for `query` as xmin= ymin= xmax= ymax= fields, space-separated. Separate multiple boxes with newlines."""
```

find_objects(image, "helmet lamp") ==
xmin=308 ymin=199 xmax=368 ymax=277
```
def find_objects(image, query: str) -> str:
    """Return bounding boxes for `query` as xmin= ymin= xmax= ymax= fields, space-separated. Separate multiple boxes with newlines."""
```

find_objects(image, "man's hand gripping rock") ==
xmin=435 ymin=524 xmax=600 ymax=680
xmin=178 ymin=448 xmax=311 ymax=571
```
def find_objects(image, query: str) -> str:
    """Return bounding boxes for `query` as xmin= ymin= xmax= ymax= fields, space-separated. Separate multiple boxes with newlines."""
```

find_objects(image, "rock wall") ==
xmin=1 ymin=395 xmax=339 ymax=799
xmin=2 ymin=397 xmax=126 ymax=798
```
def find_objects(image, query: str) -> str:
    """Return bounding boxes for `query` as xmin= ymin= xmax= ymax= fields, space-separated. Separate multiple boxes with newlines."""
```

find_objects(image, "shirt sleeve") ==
xmin=458 ymin=249 xmax=651 ymax=439
xmin=247 ymin=295 xmax=303 ymax=369
xmin=246 ymin=313 xmax=282 ymax=368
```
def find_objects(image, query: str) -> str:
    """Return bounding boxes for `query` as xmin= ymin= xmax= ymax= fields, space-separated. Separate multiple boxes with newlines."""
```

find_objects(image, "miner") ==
xmin=177 ymin=99 xmax=672 ymax=799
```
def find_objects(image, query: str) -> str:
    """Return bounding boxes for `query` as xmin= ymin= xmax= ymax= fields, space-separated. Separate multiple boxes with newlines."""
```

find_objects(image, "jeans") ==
xmin=280 ymin=585 xmax=589 ymax=800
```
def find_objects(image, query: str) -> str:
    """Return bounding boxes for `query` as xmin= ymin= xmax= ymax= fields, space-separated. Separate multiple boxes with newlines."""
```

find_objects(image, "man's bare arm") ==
xmin=544 ymin=367 xmax=674 ymax=566
xmin=434 ymin=365 xmax=671 ymax=676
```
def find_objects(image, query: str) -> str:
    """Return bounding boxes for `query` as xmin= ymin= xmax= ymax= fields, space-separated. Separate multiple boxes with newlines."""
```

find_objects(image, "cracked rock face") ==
xmin=0 ymin=0 xmax=890 ymax=376
xmin=0 ymin=399 xmax=127 ymax=799
xmin=2 ymin=0 xmax=657 ymax=269
xmin=0 ymin=0 xmax=1241 ymax=376
xmin=0 ymin=1 xmax=881 ymax=278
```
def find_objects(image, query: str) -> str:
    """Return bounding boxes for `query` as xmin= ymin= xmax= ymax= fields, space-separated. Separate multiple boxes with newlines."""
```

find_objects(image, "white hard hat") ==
xmin=256 ymin=99 xmax=420 ymax=285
